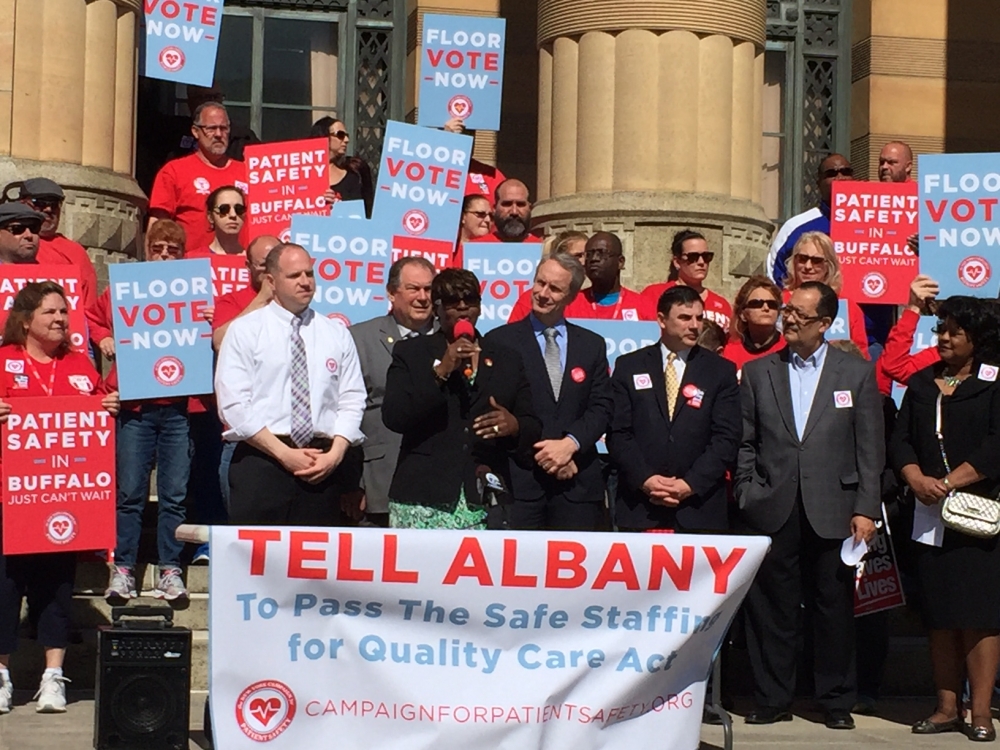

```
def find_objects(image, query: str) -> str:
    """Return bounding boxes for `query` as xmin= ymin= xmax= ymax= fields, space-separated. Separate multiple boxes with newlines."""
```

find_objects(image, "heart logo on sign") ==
xmin=402 ymin=209 xmax=429 ymax=236
xmin=959 ymin=256 xmax=991 ymax=288
xmin=165 ymin=52 xmax=179 ymax=66
xmin=861 ymin=272 xmax=886 ymax=298
xmin=866 ymin=278 xmax=880 ymax=292
xmin=52 ymin=520 xmax=69 ymax=536
xmin=162 ymin=364 xmax=177 ymax=379
xmin=453 ymin=100 xmax=468 ymax=116
xmin=968 ymin=263 xmax=984 ymax=280
xmin=249 ymin=697 xmax=281 ymax=726
xmin=447 ymin=95 xmax=474 ymax=120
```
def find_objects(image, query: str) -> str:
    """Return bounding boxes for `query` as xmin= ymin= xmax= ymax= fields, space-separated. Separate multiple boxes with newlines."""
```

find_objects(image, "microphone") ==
xmin=453 ymin=318 xmax=475 ymax=379
xmin=475 ymin=465 xmax=511 ymax=530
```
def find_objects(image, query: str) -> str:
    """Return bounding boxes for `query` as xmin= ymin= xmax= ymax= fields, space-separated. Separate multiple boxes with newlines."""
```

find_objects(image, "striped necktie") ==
xmin=290 ymin=314 xmax=312 ymax=447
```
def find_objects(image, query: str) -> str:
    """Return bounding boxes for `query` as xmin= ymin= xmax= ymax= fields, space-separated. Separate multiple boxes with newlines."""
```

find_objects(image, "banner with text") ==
xmin=211 ymin=255 xmax=251 ymax=300
xmin=919 ymin=153 xmax=1000 ymax=297
xmin=209 ymin=527 xmax=768 ymax=749
xmin=831 ymin=182 xmax=918 ymax=305
xmin=142 ymin=0 xmax=222 ymax=87
xmin=109 ymin=259 xmax=214 ymax=400
xmin=464 ymin=244 xmax=540 ymax=332
xmin=0 ymin=266 xmax=86 ymax=351
xmin=418 ymin=15 xmax=506 ymax=131
xmin=290 ymin=215 xmax=392 ymax=326
xmin=2 ymin=396 xmax=115 ymax=555
xmin=854 ymin=505 xmax=906 ymax=617
xmin=245 ymin=139 xmax=330 ymax=241
xmin=373 ymin=121 xmax=473 ymax=271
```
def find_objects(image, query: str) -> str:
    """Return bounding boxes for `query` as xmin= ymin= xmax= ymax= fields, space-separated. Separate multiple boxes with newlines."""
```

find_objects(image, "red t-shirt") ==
xmin=507 ymin=290 xmax=533 ymax=323
xmin=722 ymin=336 xmax=787 ymax=380
xmin=464 ymin=159 xmax=506 ymax=208
xmin=148 ymin=153 xmax=248 ymax=251
xmin=468 ymin=231 xmax=543 ymax=244
xmin=0 ymin=345 xmax=106 ymax=399
xmin=641 ymin=281 xmax=733 ymax=331
xmin=213 ymin=287 xmax=258 ymax=330
xmin=879 ymin=308 xmax=941 ymax=387
xmin=185 ymin=246 xmax=216 ymax=259
xmin=37 ymin=235 xmax=98 ymax=311
xmin=565 ymin=287 xmax=657 ymax=321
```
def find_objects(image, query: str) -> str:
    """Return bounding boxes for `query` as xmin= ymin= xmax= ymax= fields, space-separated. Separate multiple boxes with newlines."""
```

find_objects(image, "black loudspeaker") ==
xmin=94 ymin=606 xmax=192 ymax=750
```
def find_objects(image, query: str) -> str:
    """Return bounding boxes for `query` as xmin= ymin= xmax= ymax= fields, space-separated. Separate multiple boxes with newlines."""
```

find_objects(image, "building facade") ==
xmin=2 ymin=0 xmax=999 ymax=297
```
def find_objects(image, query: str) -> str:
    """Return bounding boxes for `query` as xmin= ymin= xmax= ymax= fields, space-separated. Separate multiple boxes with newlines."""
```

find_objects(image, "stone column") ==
xmin=0 ymin=0 xmax=145 ymax=270
xmin=535 ymin=0 xmax=772 ymax=298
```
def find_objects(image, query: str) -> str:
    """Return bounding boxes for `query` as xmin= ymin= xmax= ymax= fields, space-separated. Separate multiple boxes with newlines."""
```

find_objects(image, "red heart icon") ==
xmin=52 ymin=520 xmax=68 ymax=535
xmin=866 ymin=278 xmax=880 ymax=292
xmin=162 ymin=364 xmax=176 ymax=379
xmin=454 ymin=101 xmax=467 ymax=115
xmin=407 ymin=216 xmax=421 ymax=230
xmin=967 ymin=263 xmax=984 ymax=281
xmin=249 ymin=697 xmax=281 ymax=726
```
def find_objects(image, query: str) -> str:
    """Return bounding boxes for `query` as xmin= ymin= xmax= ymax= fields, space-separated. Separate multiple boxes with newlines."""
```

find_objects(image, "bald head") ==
xmin=879 ymin=141 xmax=913 ymax=183
xmin=494 ymin=178 xmax=532 ymax=240
xmin=265 ymin=243 xmax=316 ymax=315
xmin=584 ymin=231 xmax=624 ymax=293
xmin=247 ymin=235 xmax=280 ymax=291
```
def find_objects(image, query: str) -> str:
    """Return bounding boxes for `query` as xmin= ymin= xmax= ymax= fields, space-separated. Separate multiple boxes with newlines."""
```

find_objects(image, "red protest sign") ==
xmin=210 ymin=255 xmax=250 ymax=300
xmin=245 ymin=138 xmax=330 ymax=241
xmin=392 ymin=236 xmax=456 ymax=271
xmin=831 ymin=182 xmax=918 ymax=305
xmin=2 ymin=396 xmax=116 ymax=555
xmin=854 ymin=508 xmax=906 ymax=617
xmin=0 ymin=265 xmax=87 ymax=351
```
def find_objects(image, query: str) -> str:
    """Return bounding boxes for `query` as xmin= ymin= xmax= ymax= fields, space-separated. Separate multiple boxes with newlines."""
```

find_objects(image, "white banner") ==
xmin=209 ymin=528 xmax=768 ymax=749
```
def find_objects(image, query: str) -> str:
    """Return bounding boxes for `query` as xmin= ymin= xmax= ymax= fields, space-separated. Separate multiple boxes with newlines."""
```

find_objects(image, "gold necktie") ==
xmin=665 ymin=351 xmax=679 ymax=420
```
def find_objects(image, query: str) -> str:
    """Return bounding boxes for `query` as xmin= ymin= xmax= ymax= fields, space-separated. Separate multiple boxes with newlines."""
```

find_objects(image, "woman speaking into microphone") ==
xmin=0 ymin=281 xmax=119 ymax=714
xmin=382 ymin=268 xmax=540 ymax=530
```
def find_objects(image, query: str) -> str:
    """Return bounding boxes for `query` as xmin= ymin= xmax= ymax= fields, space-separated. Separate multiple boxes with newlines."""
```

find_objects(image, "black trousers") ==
xmin=0 ymin=551 xmax=76 ymax=654
xmin=510 ymin=494 xmax=607 ymax=531
xmin=228 ymin=441 xmax=359 ymax=527
xmin=743 ymin=498 xmax=856 ymax=711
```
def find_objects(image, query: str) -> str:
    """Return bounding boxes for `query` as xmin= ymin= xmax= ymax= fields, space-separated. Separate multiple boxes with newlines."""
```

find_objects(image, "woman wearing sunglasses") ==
xmin=641 ymin=229 xmax=734 ymax=331
xmin=782 ymin=231 xmax=870 ymax=358
xmin=188 ymin=185 xmax=246 ymax=258
xmin=723 ymin=276 xmax=786 ymax=377
xmin=310 ymin=117 xmax=374 ymax=218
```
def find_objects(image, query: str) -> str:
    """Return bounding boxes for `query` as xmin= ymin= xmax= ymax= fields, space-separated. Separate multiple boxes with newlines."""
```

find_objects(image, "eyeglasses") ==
xmin=794 ymin=253 xmax=827 ymax=267
xmin=679 ymin=252 xmax=714 ymax=264
xmin=780 ymin=306 xmax=823 ymax=323
xmin=195 ymin=124 xmax=230 ymax=135
xmin=1 ymin=222 xmax=41 ymax=236
xmin=464 ymin=210 xmax=490 ymax=220
xmin=213 ymin=203 xmax=246 ymax=218
xmin=585 ymin=249 xmax=619 ymax=260
xmin=329 ymin=130 xmax=349 ymax=140
xmin=27 ymin=197 xmax=62 ymax=211
xmin=149 ymin=242 xmax=183 ymax=257
xmin=745 ymin=298 xmax=780 ymax=311
xmin=822 ymin=166 xmax=854 ymax=179
xmin=441 ymin=295 xmax=480 ymax=309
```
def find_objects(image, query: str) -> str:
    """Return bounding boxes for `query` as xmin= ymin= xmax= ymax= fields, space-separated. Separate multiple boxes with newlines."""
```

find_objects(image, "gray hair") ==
xmin=541 ymin=252 xmax=586 ymax=300
xmin=192 ymin=101 xmax=229 ymax=126
xmin=386 ymin=256 xmax=436 ymax=293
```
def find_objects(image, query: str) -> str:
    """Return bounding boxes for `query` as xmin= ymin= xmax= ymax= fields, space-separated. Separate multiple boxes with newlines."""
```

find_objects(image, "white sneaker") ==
xmin=34 ymin=672 xmax=69 ymax=713
xmin=0 ymin=672 xmax=11 ymax=714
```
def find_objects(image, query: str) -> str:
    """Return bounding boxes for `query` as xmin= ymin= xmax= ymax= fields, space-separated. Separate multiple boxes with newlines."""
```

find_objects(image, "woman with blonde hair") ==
xmin=782 ymin=231 xmax=870 ymax=357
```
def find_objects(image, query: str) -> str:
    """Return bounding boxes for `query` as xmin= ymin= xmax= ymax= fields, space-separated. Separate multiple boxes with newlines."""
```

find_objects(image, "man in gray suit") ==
xmin=735 ymin=281 xmax=882 ymax=731
xmin=349 ymin=257 xmax=436 ymax=526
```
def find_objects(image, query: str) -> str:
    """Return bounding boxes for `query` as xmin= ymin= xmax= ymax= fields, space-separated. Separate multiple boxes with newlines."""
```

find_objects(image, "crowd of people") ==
xmin=0 ymin=100 xmax=997 ymax=744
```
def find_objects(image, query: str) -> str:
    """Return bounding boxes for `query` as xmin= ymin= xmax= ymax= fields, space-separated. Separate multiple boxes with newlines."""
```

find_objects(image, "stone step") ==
xmin=8 ymin=630 xmax=208 ymax=692
xmin=74 ymin=561 xmax=209 ymax=595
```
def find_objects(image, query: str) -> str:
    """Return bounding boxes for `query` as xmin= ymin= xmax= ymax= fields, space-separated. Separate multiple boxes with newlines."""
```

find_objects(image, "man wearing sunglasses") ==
xmin=6 ymin=179 xmax=99 ymax=314
xmin=149 ymin=102 xmax=249 ymax=253
xmin=0 ymin=204 xmax=46 ymax=264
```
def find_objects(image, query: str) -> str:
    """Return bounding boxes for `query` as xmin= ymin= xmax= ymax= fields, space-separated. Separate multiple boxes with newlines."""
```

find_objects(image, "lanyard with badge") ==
xmin=22 ymin=351 xmax=58 ymax=396
xmin=590 ymin=292 xmax=623 ymax=320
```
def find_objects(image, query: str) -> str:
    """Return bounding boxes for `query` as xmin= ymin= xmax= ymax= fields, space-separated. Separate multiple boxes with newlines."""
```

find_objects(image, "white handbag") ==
xmin=936 ymin=393 xmax=1000 ymax=538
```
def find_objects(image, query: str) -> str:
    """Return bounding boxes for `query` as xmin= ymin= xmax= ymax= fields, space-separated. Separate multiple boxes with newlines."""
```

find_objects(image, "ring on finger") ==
xmin=492 ymin=425 xmax=499 ymax=434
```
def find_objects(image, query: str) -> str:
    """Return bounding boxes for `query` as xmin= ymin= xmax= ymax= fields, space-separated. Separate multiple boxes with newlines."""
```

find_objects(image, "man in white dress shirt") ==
xmin=215 ymin=243 xmax=366 ymax=525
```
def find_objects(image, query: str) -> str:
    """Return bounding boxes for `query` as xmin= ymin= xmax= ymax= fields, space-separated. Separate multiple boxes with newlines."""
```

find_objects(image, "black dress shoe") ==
xmin=824 ymin=710 xmax=855 ymax=730
xmin=745 ymin=707 xmax=793 ymax=725
xmin=912 ymin=716 xmax=962 ymax=734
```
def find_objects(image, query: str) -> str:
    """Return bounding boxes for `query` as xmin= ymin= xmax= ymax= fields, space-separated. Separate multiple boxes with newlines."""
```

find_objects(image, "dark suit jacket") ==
xmin=608 ymin=344 xmax=741 ymax=531
xmin=382 ymin=330 xmax=541 ymax=507
xmin=735 ymin=345 xmax=884 ymax=539
xmin=484 ymin=319 xmax=613 ymax=504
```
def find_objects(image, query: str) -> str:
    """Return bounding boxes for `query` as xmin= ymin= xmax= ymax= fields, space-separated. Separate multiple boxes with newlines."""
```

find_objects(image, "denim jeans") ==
xmin=219 ymin=441 xmax=236 ymax=512
xmin=188 ymin=410 xmax=228 ymax=526
xmin=115 ymin=404 xmax=191 ymax=568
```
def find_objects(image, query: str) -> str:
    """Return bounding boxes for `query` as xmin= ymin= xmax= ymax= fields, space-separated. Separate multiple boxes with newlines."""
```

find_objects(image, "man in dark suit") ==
xmin=349 ymin=257 xmax=436 ymax=526
xmin=485 ymin=253 xmax=613 ymax=530
xmin=608 ymin=285 xmax=741 ymax=532
xmin=735 ymin=281 xmax=882 ymax=730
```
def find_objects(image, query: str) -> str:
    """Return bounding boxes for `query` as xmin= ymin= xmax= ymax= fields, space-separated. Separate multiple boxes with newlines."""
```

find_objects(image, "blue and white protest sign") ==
xmin=829 ymin=300 xmax=851 ymax=340
xmin=891 ymin=316 xmax=938 ymax=407
xmin=291 ymin=215 xmax=392 ymax=327
xmin=919 ymin=153 xmax=1000 ymax=297
xmin=464 ymin=244 xmax=540 ymax=332
xmin=109 ymin=259 xmax=213 ymax=400
xmin=142 ymin=0 xmax=222 ymax=87
xmin=419 ymin=14 xmax=506 ymax=131
xmin=374 ymin=121 xmax=473 ymax=271
xmin=210 ymin=526 xmax=768 ymax=749
xmin=331 ymin=201 xmax=366 ymax=219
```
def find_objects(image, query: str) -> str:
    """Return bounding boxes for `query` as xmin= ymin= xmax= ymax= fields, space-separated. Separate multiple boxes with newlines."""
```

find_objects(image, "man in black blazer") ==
xmin=735 ymin=281 xmax=882 ymax=730
xmin=607 ymin=285 xmax=740 ymax=531
xmin=485 ymin=253 xmax=613 ymax=530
